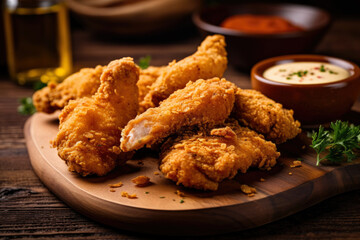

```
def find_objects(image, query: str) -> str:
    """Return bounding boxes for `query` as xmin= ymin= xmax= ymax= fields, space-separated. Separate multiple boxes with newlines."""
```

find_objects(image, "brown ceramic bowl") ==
xmin=66 ymin=0 xmax=202 ymax=36
xmin=193 ymin=3 xmax=331 ymax=69
xmin=251 ymin=54 xmax=360 ymax=125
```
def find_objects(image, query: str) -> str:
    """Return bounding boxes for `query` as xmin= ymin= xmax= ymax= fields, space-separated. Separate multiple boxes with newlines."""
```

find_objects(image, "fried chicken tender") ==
xmin=232 ymin=89 xmax=301 ymax=144
xmin=159 ymin=120 xmax=280 ymax=191
xmin=137 ymin=66 xmax=166 ymax=113
xmin=33 ymin=65 xmax=104 ymax=113
xmin=52 ymin=57 xmax=139 ymax=176
xmin=121 ymin=78 xmax=237 ymax=152
xmin=140 ymin=34 xmax=227 ymax=111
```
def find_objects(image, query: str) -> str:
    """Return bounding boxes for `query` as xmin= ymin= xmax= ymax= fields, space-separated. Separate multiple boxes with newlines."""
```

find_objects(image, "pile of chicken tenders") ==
xmin=33 ymin=35 xmax=301 ymax=191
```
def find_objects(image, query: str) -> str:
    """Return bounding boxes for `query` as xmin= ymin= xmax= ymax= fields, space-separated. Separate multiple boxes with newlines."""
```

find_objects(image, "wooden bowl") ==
xmin=251 ymin=54 xmax=360 ymax=125
xmin=66 ymin=0 xmax=202 ymax=36
xmin=192 ymin=3 xmax=331 ymax=69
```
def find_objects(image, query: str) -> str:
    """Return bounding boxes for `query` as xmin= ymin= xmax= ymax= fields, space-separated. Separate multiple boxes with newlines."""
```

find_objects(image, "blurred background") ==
xmin=0 ymin=0 xmax=359 ymax=84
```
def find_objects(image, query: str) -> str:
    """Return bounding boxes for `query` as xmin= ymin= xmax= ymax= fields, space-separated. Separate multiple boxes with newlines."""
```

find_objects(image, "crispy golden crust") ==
xmin=33 ymin=65 xmax=104 ymax=113
xmin=120 ymin=78 xmax=237 ymax=152
xmin=52 ymin=57 xmax=139 ymax=176
xmin=137 ymin=66 xmax=166 ymax=113
xmin=232 ymin=89 xmax=301 ymax=144
xmin=139 ymin=34 xmax=227 ymax=112
xmin=159 ymin=120 xmax=280 ymax=191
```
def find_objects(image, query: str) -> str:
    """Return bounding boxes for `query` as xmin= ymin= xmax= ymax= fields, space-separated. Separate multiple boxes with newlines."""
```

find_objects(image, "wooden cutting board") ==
xmin=24 ymin=112 xmax=360 ymax=236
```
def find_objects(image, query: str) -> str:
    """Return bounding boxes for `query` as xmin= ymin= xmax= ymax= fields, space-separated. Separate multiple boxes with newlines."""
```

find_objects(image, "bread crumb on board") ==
xmin=121 ymin=191 xmax=137 ymax=199
xmin=290 ymin=160 xmax=302 ymax=168
xmin=175 ymin=190 xmax=185 ymax=197
xmin=240 ymin=184 xmax=256 ymax=197
xmin=132 ymin=176 xmax=151 ymax=187
xmin=109 ymin=181 xmax=123 ymax=188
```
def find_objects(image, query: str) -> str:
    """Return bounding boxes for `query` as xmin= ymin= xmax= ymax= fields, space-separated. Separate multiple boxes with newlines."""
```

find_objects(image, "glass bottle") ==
xmin=3 ymin=0 xmax=72 ymax=85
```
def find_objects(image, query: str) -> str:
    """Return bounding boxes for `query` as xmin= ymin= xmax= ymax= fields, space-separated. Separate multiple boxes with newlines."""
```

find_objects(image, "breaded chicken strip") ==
xmin=52 ymin=58 xmax=139 ymax=176
xmin=140 ymin=34 xmax=227 ymax=111
xmin=33 ymin=65 xmax=104 ymax=113
xmin=137 ymin=66 xmax=166 ymax=113
xmin=232 ymin=89 xmax=301 ymax=144
xmin=160 ymin=120 xmax=280 ymax=191
xmin=121 ymin=78 xmax=236 ymax=152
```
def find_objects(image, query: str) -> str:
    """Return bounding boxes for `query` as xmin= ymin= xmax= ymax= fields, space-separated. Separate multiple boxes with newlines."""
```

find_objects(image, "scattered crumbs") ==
xmin=180 ymin=199 xmax=185 ymax=203
xmin=153 ymin=171 xmax=160 ymax=175
xmin=132 ymin=176 xmax=150 ymax=187
xmin=290 ymin=160 xmax=302 ymax=168
xmin=109 ymin=181 xmax=123 ymax=188
xmin=159 ymin=196 xmax=165 ymax=199
xmin=173 ymin=199 xmax=176 ymax=201
xmin=240 ymin=184 xmax=257 ymax=197
xmin=260 ymin=178 xmax=266 ymax=182
xmin=121 ymin=191 xmax=137 ymax=199
xmin=175 ymin=190 xmax=185 ymax=197
xmin=289 ymin=172 xmax=293 ymax=175
xmin=110 ymin=189 xmax=116 ymax=192
xmin=41 ymin=146 xmax=44 ymax=149
xmin=248 ymin=193 xmax=255 ymax=197
xmin=145 ymin=191 xmax=149 ymax=194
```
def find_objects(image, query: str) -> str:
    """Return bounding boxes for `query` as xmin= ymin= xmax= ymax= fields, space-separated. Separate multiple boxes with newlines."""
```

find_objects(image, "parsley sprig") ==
xmin=18 ymin=80 xmax=47 ymax=115
xmin=138 ymin=55 xmax=151 ymax=70
xmin=311 ymin=121 xmax=360 ymax=166
xmin=18 ymin=97 xmax=36 ymax=115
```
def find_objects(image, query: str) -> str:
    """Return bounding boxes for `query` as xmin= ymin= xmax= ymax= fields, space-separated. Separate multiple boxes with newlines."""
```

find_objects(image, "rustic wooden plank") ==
xmin=22 ymin=112 xmax=360 ymax=235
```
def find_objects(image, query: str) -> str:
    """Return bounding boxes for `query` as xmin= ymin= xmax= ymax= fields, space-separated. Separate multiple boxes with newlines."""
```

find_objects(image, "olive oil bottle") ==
xmin=3 ymin=0 xmax=72 ymax=85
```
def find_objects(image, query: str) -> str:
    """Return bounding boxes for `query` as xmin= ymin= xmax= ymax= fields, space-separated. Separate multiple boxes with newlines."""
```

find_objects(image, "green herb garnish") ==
xmin=18 ymin=97 xmax=36 ymax=115
xmin=18 ymin=81 xmax=47 ymax=115
xmin=319 ymin=64 xmax=326 ymax=72
xmin=138 ymin=55 xmax=151 ymax=69
xmin=180 ymin=199 xmax=185 ymax=203
xmin=310 ymin=120 xmax=360 ymax=166
xmin=33 ymin=81 xmax=47 ymax=91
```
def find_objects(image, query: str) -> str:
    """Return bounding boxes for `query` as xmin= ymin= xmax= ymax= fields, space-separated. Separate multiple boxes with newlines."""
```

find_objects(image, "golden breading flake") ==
xmin=290 ymin=160 xmax=302 ymax=168
xmin=109 ymin=181 xmax=123 ymax=188
xmin=112 ymin=146 xmax=121 ymax=154
xmin=83 ymin=132 xmax=94 ymax=139
xmin=240 ymin=184 xmax=257 ymax=197
xmin=121 ymin=191 xmax=137 ymax=199
xmin=176 ymin=190 xmax=185 ymax=197
xmin=132 ymin=176 xmax=151 ymax=187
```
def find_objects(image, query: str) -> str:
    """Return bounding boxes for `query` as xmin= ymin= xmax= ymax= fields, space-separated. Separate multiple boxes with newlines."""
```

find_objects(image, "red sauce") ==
xmin=220 ymin=14 xmax=303 ymax=34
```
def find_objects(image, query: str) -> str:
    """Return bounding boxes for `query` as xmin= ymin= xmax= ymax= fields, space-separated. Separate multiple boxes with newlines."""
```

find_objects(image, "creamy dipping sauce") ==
xmin=263 ymin=62 xmax=350 ymax=85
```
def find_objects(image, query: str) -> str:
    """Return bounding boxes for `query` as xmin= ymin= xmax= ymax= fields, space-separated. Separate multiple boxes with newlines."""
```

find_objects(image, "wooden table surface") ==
xmin=1 ymin=17 xmax=360 ymax=239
